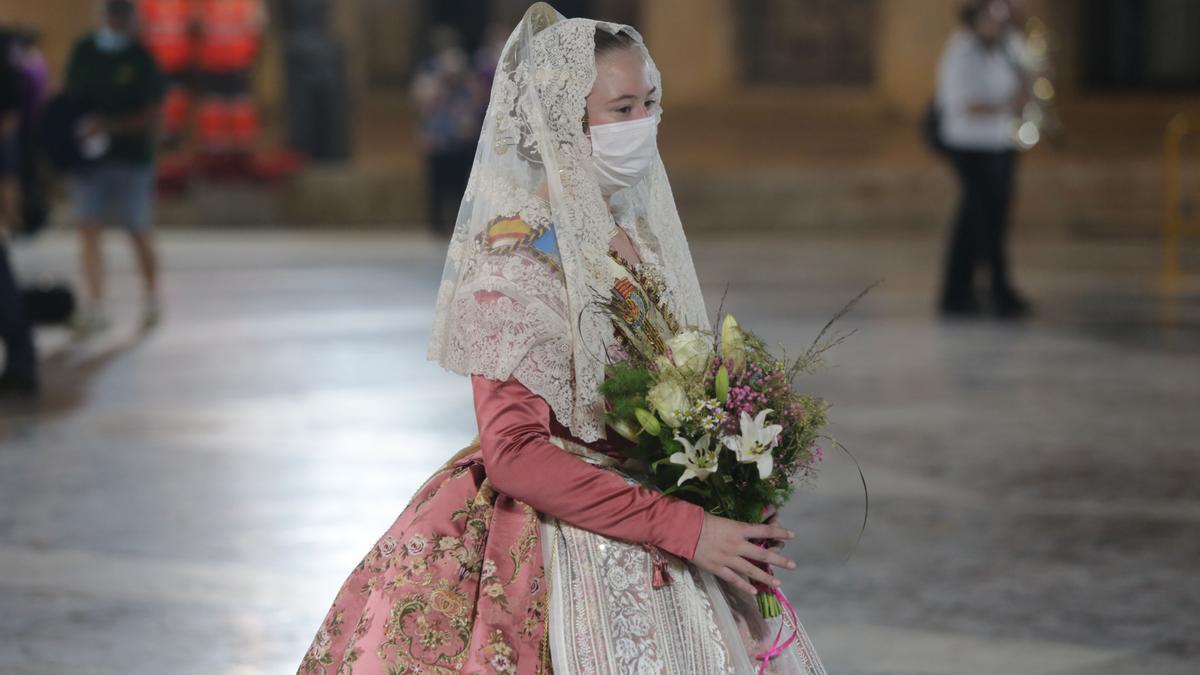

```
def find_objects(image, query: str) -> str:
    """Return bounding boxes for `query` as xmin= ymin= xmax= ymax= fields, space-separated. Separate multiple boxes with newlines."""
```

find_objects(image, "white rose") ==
xmin=647 ymin=380 xmax=689 ymax=428
xmin=668 ymin=331 xmax=715 ymax=376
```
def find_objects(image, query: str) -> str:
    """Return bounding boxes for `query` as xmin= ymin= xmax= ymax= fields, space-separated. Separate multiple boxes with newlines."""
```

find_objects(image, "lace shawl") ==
xmin=428 ymin=3 xmax=709 ymax=442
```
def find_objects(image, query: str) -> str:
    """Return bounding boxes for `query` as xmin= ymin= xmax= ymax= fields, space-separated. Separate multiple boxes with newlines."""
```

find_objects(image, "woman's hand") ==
xmin=762 ymin=506 xmax=785 ymax=549
xmin=692 ymin=512 xmax=795 ymax=596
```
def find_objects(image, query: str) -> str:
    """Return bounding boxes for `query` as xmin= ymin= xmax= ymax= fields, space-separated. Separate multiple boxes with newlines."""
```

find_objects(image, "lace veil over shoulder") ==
xmin=427 ymin=2 xmax=709 ymax=442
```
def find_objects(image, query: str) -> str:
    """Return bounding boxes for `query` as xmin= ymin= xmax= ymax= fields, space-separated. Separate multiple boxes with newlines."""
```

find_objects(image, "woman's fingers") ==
xmin=730 ymin=556 xmax=779 ymax=590
xmin=738 ymin=542 xmax=795 ymax=570
xmin=746 ymin=523 xmax=792 ymax=542
xmin=716 ymin=566 xmax=757 ymax=596
xmin=760 ymin=514 xmax=785 ymax=549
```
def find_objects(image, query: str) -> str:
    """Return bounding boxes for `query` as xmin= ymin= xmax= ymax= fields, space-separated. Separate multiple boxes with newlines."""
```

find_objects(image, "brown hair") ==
xmin=594 ymin=28 xmax=637 ymax=57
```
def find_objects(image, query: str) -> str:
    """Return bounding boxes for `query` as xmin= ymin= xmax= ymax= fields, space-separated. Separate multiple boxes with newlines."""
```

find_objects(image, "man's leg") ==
xmin=984 ymin=151 xmax=1028 ymax=315
xmin=123 ymin=165 xmax=162 ymax=326
xmin=130 ymin=230 xmax=160 ymax=306
xmin=79 ymin=221 xmax=106 ymax=307
xmin=940 ymin=151 xmax=987 ymax=314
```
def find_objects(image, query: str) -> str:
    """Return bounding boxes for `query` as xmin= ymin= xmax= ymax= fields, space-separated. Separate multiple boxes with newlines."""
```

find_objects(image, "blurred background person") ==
xmin=474 ymin=21 xmax=510 ymax=85
xmin=8 ymin=28 xmax=52 ymax=234
xmin=195 ymin=0 xmax=266 ymax=180
xmin=65 ymin=0 xmax=167 ymax=334
xmin=412 ymin=26 xmax=486 ymax=236
xmin=0 ymin=39 xmax=38 ymax=397
xmin=936 ymin=0 xmax=1033 ymax=318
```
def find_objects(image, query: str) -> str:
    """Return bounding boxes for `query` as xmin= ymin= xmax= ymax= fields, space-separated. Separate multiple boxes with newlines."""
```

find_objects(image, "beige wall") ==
xmin=0 ymin=0 xmax=1095 ymax=112
xmin=640 ymin=0 xmax=736 ymax=105
xmin=874 ymin=0 xmax=960 ymax=115
xmin=0 ymin=0 xmax=1141 ymax=141
xmin=641 ymin=0 xmax=1084 ymax=115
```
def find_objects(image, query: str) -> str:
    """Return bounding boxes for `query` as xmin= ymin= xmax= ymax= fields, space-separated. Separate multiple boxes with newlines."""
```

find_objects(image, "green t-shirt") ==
xmin=66 ymin=35 xmax=166 ymax=165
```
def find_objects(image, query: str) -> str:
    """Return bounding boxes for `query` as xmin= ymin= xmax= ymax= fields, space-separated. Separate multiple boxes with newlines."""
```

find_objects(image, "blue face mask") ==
xmin=95 ymin=27 xmax=131 ymax=53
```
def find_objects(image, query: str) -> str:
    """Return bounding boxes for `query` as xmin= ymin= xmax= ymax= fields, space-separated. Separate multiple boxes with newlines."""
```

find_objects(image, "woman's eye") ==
xmin=646 ymin=100 xmax=658 ymax=109
xmin=617 ymin=106 xmax=632 ymax=114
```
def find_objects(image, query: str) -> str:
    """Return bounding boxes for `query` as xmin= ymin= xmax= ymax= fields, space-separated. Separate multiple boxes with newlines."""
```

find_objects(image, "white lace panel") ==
xmin=543 ymin=518 xmax=735 ymax=674
xmin=427 ymin=5 xmax=710 ymax=443
xmin=542 ymin=518 xmax=828 ymax=675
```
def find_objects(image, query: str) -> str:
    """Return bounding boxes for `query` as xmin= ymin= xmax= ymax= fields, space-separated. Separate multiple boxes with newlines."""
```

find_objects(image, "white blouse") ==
xmin=936 ymin=28 xmax=1028 ymax=151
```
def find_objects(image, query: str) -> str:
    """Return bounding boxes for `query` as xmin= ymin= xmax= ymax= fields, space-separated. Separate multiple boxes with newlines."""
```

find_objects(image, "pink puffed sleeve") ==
xmin=472 ymin=374 xmax=705 ymax=561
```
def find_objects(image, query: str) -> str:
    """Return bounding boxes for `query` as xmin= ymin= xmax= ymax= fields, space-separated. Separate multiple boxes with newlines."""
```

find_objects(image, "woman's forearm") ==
xmin=473 ymin=374 xmax=705 ymax=560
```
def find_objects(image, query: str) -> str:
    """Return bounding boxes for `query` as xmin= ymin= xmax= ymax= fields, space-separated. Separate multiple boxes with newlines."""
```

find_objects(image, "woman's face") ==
xmin=586 ymin=46 xmax=657 ymax=130
xmin=973 ymin=1 xmax=1010 ymax=43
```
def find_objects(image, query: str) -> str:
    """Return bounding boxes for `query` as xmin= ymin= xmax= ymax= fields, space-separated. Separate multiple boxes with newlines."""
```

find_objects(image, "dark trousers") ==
xmin=0 ymin=241 xmax=36 ymax=382
xmin=941 ymin=148 xmax=1019 ymax=307
xmin=427 ymin=146 xmax=475 ymax=236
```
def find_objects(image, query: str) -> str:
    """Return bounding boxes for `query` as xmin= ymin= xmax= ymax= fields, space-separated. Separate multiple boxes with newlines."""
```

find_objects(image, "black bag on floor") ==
xmin=21 ymin=283 xmax=76 ymax=326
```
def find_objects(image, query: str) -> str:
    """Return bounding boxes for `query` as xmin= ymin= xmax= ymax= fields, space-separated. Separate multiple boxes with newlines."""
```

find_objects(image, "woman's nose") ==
xmin=630 ymin=104 xmax=650 ymax=120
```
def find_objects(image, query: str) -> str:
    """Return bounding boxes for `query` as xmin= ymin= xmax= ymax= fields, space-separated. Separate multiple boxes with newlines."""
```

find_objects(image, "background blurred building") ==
xmin=3 ymin=0 xmax=1199 ymax=234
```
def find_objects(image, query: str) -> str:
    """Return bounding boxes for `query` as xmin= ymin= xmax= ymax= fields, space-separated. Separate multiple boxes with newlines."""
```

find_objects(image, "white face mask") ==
xmin=95 ymin=27 xmax=131 ymax=53
xmin=589 ymin=115 xmax=659 ymax=195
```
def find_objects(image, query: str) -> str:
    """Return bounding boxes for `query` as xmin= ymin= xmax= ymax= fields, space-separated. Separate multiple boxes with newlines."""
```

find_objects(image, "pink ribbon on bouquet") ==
xmin=755 ymin=586 xmax=800 ymax=674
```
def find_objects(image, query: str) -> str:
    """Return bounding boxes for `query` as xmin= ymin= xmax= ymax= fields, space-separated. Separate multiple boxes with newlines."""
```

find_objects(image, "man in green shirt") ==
xmin=66 ymin=0 xmax=167 ymax=333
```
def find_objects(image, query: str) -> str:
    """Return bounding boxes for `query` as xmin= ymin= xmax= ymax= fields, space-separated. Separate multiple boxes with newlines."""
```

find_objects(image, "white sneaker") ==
xmin=73 ymin=306 xmax=111 ymax=337
xmin=141 ymin=302 xmax=163 ymax=330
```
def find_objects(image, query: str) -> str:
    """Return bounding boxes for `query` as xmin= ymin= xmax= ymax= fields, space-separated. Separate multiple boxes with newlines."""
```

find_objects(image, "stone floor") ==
xmin=1 ymin=229 xmax=1197 ymax=675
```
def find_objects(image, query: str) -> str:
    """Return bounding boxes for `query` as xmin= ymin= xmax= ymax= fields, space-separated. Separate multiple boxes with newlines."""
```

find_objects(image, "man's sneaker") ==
xmin=141 ymin=301 xmax=163 ymax=330
xmin=73 ymin=306 xmax=111 ymax=337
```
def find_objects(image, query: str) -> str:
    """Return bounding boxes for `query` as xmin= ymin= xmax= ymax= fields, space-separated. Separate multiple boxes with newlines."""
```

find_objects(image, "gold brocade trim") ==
xmin=539 ymin=520 xmax=560 ymax=673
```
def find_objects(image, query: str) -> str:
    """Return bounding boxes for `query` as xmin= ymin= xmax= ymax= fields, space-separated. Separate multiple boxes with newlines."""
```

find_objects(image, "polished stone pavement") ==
xmin=1 ymin=229 xmax=1197 ymax=675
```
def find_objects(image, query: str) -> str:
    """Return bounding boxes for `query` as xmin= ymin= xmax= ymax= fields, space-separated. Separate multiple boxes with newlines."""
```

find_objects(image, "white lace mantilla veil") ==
xmin=426 ymin=2 xmax=709 ymax=443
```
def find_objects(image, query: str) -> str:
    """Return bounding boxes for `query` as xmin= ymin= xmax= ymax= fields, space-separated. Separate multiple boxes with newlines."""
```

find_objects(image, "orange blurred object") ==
xmin=197 ymin=98 xmax=229 ymax=149
xmin=139 ymin=0 xmax=199 ymax=75
xmin=161 ymin=86 xmax=191 ymax=135
xmin=229 ymin=98 xmax=259 ymax=147
xmin=197 ymin=0 xmax=264 ymax=73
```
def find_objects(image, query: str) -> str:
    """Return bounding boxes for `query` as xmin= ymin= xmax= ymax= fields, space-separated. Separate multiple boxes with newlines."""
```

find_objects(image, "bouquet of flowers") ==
xmin=598 ymin=300 xmax=847 ymax=618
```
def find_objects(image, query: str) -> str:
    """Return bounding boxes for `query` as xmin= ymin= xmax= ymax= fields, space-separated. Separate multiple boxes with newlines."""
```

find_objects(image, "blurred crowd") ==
xmin=0 ymin=0 xmax=1083 ymax=399
xmin=410 ymin=23 xmax=507 ymax=236
xmin=0 ymin=0 xmax=286 ymax=399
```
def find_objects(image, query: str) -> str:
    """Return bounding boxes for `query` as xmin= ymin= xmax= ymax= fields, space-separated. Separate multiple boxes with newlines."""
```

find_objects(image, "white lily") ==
xmin=669 ymin=433 xmax=719 ymax=486
xmin=721 ymin=409 xmax=783 ymax=478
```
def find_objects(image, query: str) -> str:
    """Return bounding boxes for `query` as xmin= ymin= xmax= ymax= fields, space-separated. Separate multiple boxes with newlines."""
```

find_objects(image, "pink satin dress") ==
xmin=298 ymin=369 xmax=704 ymax=674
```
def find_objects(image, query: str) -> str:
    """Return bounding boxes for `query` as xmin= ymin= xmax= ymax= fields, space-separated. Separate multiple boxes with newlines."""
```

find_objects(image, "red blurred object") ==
xmin=161 ymin=86 xmax=191 ymax=136
xmin=246 ymin=149 xmax=306 ymax=183
xmin=139 ymin=0 xmax=198 ymax=75
xmin=229 ymin=98 xmax=259 ymax=147
xmin=156 ymin=154 xmax=193 ymax=194
xmin=197 ymin=0 xmax=263 ymax=73
xmin=197 ymin=98 xmax=228 ymax=149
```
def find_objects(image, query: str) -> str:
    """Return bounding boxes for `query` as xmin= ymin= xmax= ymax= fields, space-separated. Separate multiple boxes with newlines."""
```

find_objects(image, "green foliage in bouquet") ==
xmin=595 ymin=283 xmax=872 ymax=618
